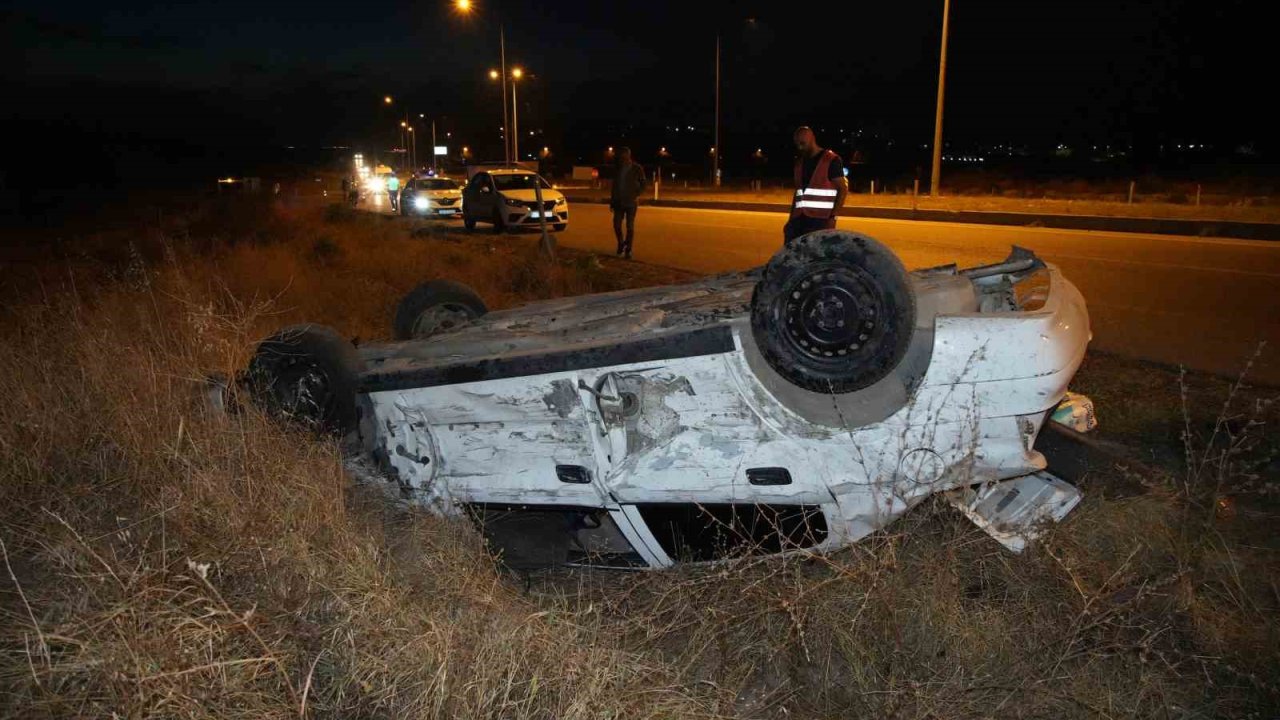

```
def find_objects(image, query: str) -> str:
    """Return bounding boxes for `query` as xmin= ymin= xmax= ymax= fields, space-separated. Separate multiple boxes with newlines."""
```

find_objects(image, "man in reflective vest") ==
xmin=784 ymin=126 xmax=848 ymax=245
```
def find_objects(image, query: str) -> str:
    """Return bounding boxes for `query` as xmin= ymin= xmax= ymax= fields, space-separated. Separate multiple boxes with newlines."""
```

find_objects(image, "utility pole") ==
xmin=500 ymin=26 xmax=510 ymax=166
xmin=713 ymin=33 xmax=721 ymax=187
xmin=431 ymin=120 xmax=438 ymax=171
xmin=511 ymin=79 xmax=519 ymax=164
xmin=929 ymin=0 xmax=951 ymax=197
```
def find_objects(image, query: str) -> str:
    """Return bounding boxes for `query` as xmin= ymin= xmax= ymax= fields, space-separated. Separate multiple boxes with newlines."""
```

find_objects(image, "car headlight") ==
xmin=554 ymin=197 xmax=566 ymax=206
xmin=413 ymin=196 xmax=429 ymax=209
xmin=503 ymin=196 xmax=525 ymax=207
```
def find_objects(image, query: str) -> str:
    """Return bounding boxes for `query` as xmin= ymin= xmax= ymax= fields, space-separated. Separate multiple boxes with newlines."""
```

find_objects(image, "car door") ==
xmin=389 ymin=371 xmax=612 ymax=505
xmin=579 ymin=350 xmax=836 ymax=564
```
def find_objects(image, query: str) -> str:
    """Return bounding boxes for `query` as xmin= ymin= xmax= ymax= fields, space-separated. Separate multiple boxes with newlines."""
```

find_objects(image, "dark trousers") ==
xmin=783 ymin=214 xmax=836 ymax=245
xmin=612 ymin=205 xmax=637 ymax=256
xmin=388 ymin=191 xmax=398 ymax=211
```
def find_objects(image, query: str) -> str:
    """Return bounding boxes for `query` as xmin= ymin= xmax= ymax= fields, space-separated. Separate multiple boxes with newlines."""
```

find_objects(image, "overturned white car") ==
xmin=246 ymin=231 xmax=1091 ymax=568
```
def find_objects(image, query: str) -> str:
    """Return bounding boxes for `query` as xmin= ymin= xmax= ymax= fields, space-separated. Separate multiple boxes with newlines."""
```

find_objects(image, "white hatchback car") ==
xmin=246 ymin=232 xmax=1091 ymax=568
xmin=461 ymin=169 xmax=568 ymax=233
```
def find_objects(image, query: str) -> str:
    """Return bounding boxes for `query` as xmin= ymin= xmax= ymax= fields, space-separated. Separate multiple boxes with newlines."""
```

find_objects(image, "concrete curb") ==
xmin=565 ymin=196 xmax=1280 ymax=241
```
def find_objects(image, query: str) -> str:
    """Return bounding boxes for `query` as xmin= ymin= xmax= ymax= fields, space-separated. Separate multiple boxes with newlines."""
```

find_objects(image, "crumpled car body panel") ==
xmin=356 ymin=255 xmax=1091 ymax=567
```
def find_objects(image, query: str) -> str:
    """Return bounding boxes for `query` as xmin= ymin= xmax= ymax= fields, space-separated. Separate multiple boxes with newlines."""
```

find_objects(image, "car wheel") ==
xmin=553 ymin=223 xmax=567 ymax=232
xmin=247 ymin=324 xmax=365 ymax=436
xmin=463 ymin=211 xmax=476 ymax=231
xmin=491 ymin=208 xmax=505 ymax=234
xmin=393 ymin=279 xmax=488 ymax=340
xmin=750 ymin=230 xmax=916 ymax=394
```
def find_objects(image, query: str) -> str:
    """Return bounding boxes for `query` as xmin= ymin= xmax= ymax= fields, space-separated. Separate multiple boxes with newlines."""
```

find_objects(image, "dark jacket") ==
xmin=610 ymin=162 xmax=647 ymax=209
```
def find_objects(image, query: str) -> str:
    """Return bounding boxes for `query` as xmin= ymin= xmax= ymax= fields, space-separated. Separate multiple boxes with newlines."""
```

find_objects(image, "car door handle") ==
xmin=556 ymin=465 xmax=592 ymax=484
xmin=746 ymin=467 xmax=792 ymax=486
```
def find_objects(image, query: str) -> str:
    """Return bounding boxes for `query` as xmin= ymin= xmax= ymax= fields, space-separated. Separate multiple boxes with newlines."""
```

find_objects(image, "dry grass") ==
xmin=0 ymin=200 xmax=715 ymax=718
xmin=1 ymin=197 xmax=1277 ymax=718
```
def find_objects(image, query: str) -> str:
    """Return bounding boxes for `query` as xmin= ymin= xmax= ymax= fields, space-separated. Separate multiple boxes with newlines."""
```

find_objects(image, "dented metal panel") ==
xmin=354 ymin=250 xmax=1091 ymax=567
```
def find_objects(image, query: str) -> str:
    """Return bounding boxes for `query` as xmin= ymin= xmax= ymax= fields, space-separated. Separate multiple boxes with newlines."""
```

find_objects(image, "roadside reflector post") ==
xmin=1128 ymin=180 xmax=1135 ymax=204
xmin=871 ymin=180 xmax=876 ymax=195
xmin=534 ymin=180 xmax=556 ymax=261
xmin=1195 ymin=184 xmax=1202 ymax=206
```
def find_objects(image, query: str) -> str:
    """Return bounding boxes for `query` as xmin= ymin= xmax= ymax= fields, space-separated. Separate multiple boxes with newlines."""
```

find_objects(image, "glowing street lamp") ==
xmin=457 ymin=0 xmax=510 ymax=165
xmin=505 ymin=66 xmax=526 ymax=163
xmin=384 ymin=95 xmax=393 ymax=104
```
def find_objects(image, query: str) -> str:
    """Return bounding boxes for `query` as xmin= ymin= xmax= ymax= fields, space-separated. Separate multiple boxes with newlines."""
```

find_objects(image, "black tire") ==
xmin=750 ymin=230 xmax=916 ymax=394
xmin=553 ymin=223 xmax=567 ymax=232
xmin=393 ymin=279 xmax=488 ymax=340
xmin=247 ymin=324 xmax=365 ymax=435
xmin=463 ymin=212 xmax=476 ymax=231
xmin=491 ymin=208 xmax=505 ymax=234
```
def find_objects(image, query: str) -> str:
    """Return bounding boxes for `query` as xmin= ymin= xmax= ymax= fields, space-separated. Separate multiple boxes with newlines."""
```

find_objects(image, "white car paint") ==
xmin=353 ymin=253 xmax=1091 ymax=567
xmin=462 ymin=169 xmax=569 ymax=229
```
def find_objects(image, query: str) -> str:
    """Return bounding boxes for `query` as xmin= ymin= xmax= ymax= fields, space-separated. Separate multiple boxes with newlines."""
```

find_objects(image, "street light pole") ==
xmin=432 ymin=120 xmax=438 ymax=171
xmin=929 ymin=0 xmax=951 ymax=197
xmin=511 ymin=79 xmax=519 ymax=164
xmin=500 ymin=25 xmax=510 ymax=166
xmin=454 ymin=1 xmax=510 ymax=165
xmin=713 ymin=33 xmax=721 ymax=187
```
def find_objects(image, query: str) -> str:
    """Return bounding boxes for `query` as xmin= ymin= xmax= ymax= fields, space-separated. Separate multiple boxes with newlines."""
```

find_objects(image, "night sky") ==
xmin=2 ymin=0 xmax=1269 ymax=189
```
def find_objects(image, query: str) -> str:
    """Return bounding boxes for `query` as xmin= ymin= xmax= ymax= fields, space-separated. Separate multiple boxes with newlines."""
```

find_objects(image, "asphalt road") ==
xmin=558 ymin=203 xmax=1280 ymax=384
xmin=375 ymin=195 xmax=1280 ymax=384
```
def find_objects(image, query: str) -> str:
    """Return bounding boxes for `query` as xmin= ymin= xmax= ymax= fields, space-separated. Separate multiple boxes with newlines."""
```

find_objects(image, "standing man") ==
xmin=784 ymin=127 xmax=848 ymax=245
xmin=386 ymin=173 xmax=401 ymax=212
xmin=609 ymin=147 xmax=646 ymax=259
